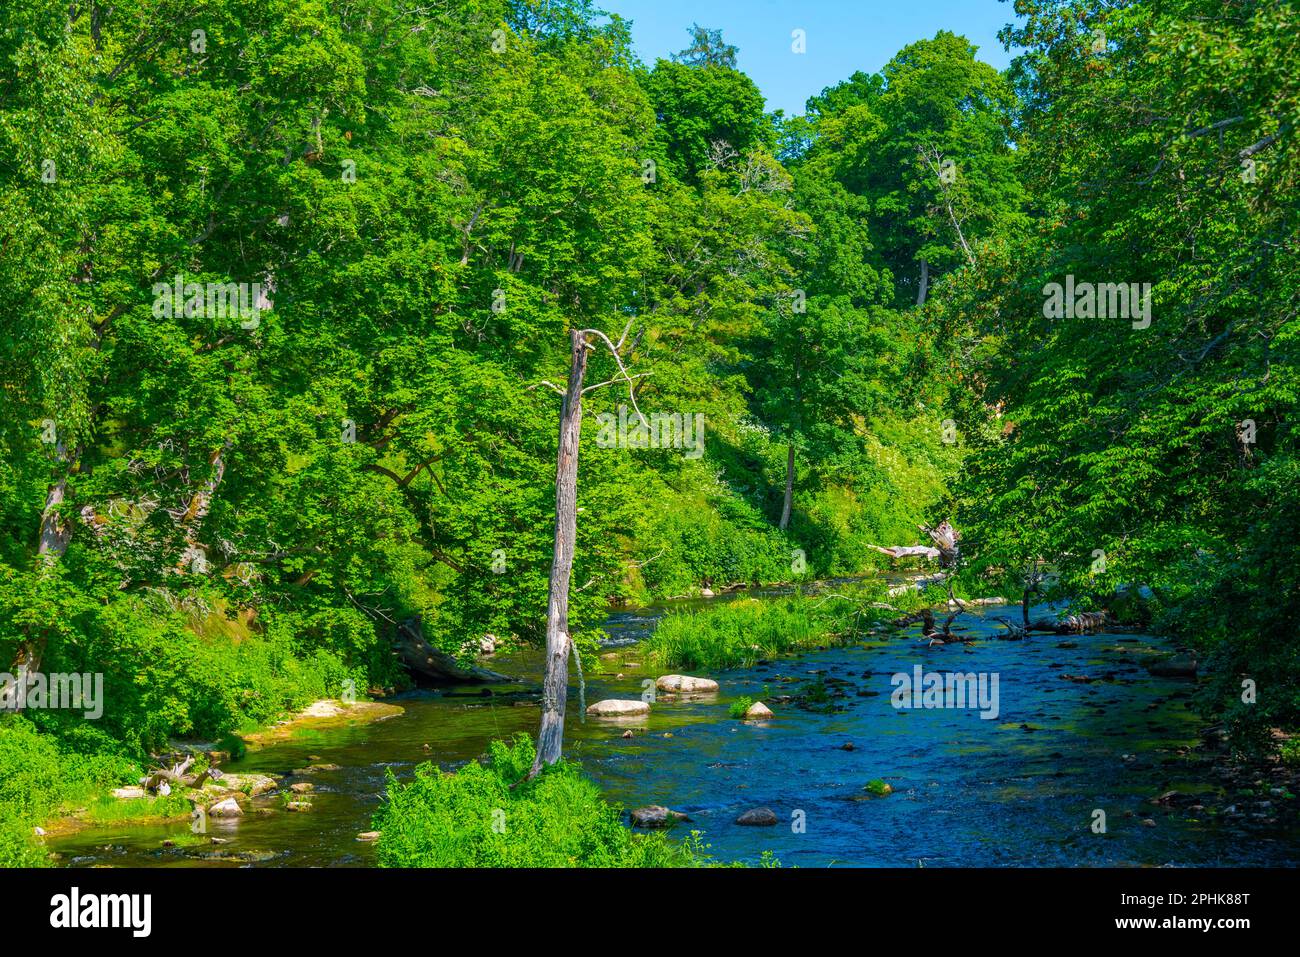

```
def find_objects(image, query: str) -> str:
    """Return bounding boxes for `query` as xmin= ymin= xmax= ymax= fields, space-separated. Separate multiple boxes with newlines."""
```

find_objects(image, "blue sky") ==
xmin=599 ymin=0 xmax=1023 ymax=116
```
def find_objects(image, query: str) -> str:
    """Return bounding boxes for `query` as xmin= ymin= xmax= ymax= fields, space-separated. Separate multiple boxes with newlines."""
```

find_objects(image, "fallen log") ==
xmin=143 ymin=756 xmax=194 ymax=792
xmin=396 ymin=617 xmax=513 ymax=685
xmin=1026 ymin=611 xmax=1112 ymax=634
xmin=869 ymin=523 xmax=960 ymax=565
xmin=869 ymin=543 xmax=941 ymax=561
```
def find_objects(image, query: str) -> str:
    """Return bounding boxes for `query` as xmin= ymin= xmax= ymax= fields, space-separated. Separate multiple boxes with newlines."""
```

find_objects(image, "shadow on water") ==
xmin=48 ymin=596 xmax=1300 ymax=867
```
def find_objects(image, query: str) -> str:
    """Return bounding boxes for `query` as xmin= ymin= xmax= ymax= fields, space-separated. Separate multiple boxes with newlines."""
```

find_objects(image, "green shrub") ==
xmin=728 ymin=695 xmax=754 ymax=719
xmin=35 ymin=597 xmax=364 ymax=753
xmin=374 ymin=735 xmax=705 ymax=867
xmin=0 ymin=716 xmax=141 ymax=866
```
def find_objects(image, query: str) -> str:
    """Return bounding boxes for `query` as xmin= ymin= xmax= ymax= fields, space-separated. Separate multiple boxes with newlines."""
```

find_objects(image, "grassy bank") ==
xmin=639 ymin=584 xmax=931 ymax=672
xmin=0 ymin=717 xmax=144 ymax=866
xmin=374 ymin=735 xmax=760 ymax=868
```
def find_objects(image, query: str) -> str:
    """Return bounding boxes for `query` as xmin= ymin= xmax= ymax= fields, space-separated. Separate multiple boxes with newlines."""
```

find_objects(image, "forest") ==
xmin=0 ymin=0 xmax=1296 ymax=868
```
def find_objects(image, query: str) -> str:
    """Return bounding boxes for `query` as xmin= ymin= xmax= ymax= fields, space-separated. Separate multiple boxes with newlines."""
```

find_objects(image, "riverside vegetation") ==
xmin=2 ymin=0 xmax=1296 ymax=866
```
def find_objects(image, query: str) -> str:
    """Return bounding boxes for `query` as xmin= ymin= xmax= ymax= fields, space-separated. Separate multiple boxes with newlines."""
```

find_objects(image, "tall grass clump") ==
xmin=642 ymin=593 xmax=876 ymax=672
xmin=373 ymin=735 xmax=707 ymax=868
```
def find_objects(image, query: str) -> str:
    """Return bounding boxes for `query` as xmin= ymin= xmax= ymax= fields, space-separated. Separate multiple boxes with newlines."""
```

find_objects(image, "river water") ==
xmin=48 ymin=596 xmax=1300 ymax=867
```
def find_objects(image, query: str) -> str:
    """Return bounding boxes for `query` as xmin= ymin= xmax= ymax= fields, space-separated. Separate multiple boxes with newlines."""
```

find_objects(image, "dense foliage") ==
xmin=0 ymin=0 xmax=956 ymax=757
xmin=940 ymin=0 xmax=1298 ymax=750
xmin=1 ymin=0 xmax=1295 ymax=863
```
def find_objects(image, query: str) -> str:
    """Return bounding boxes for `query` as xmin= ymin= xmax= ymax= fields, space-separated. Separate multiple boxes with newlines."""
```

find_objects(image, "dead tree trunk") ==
xmin=531 ymin=329 xmax=589 ymax=775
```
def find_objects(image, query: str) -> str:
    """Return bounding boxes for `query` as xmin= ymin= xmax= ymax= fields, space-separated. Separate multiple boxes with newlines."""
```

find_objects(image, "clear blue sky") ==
xmin=599 ymin=0 xmax=1023 ymax=116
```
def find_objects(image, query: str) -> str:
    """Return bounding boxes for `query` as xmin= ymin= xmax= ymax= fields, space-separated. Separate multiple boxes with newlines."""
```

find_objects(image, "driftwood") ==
xmin=992 ymin=610 xmax=1113 ymax=639
xmin=869 ymin=543 xmax=942 ymax=561
xmin=142 ymin=756 xmax=213 ymax=792
xmin=870 ymin=523 xmax=960 ymax=567
xmin=1027 ymin=611 xmax=1112 ymax=634
xmin=396 ymin=617 xmax=512 ymax=685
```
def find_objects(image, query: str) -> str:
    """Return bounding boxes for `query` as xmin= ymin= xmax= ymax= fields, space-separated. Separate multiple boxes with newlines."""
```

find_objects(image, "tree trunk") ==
xmin=395 ymin=618 xmax=512 ymax=684
xmin=1 ymin=443 xmax=79 ymax=710
xmin=916 ymin=256 xmax=929 ymax=306
xmin=531 ymin=329 xmax=589 ymax=774
xmin=778 ymin=442 xmax=794 ymax=530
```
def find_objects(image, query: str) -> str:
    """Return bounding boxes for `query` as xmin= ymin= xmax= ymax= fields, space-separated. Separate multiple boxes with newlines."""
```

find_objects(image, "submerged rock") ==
xmin=629 ymin=805 xmax=691 ymax=828
xmin=221 ymin=772 xmax=280 ymax=795
xmin=736 ymin=807 xmax=778 ymax=826
xmin=1147 ymin=654 xmax=1197 ymax=678
xmin=357 ymin=831 xmax=381 ymax=842
xmin=292 ymin=763 xmax=342 ymax=774
xmin=285 ymin=801 xmax=313 ymax=812
xmin=586 ymin=699 xmax=650 ymax=717
xmin=656 ymin=674 xmax=720 ymax=694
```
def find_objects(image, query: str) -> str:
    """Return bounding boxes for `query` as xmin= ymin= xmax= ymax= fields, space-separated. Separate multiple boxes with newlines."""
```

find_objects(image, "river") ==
xmin=48 ymin=595 xmax=1300 ymax=867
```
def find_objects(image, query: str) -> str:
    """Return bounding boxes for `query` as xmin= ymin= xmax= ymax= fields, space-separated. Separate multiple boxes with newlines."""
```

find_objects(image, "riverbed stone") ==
xmin=221 ymin=772 xmax=279 ymax=796
xmin=744 ymin=701 xmax=774 ymax=720
xmin=208 ymin=797 xmax=244 ymax=818
xmin=111 ymin=786 xmax=146 ymax=800
xmin=656 ymin=674 xmax=720 ymax=694
xmin=736 ymin=807 xmax=778 ymax=826
xmin=285 ymin=801 xmax=313 ymax=812
xmin=292 ymin=763 xmax=342 ymax=774
xmin=586 ymin=699 xmax=650 ymax=717
xmin=629 ymin=805 xmax=691 ymax=828
xmin=290 ymin=782 xmax=314 ymax=794
xmin=357 ymin=831 xmax=381 ymax=842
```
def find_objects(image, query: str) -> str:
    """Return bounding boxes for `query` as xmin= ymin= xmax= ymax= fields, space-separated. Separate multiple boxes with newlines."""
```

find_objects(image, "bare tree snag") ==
xmin=529 ymin=323 xmax=646 ymax=777
xmin=919 ymin=145 xmax=976 ymax=268
xmin=532 ymin=329 xmax=590 ymax=774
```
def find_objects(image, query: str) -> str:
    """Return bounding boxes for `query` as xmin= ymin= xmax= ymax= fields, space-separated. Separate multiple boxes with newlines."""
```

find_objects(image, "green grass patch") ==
xmin=642 ymin=589 xmax=897 ymax=672
xmin=81 ymin=792 xmax=192 ymax=825
xmin=374 ymin=735 xmax=727 ymax=867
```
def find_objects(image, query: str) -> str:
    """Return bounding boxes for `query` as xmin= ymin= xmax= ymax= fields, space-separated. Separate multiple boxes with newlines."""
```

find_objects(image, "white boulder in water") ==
xmin=656 ymin=674 xmax=719 ymax=694
xmin=744 ymin=701 xmax=774 ymax=720
xmin=586 ymin=699 xmax=651 ymax=717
